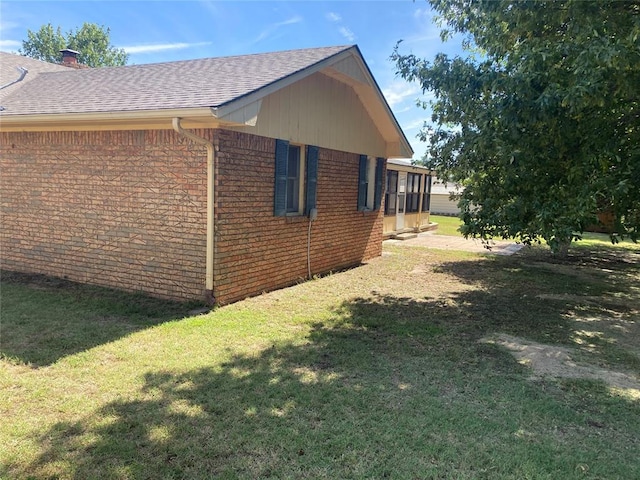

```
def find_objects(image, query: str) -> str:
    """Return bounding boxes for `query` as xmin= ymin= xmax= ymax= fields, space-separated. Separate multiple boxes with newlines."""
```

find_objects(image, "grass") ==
xmin=430 ymin=214 xmax=463 ymax=236
xmin=430 ymin=214 xmax=640 ymax=250
xmin=576 ymin=231 xmax=640 ymax=250
xmin=1 ymin=241 xmax=639 ymax=479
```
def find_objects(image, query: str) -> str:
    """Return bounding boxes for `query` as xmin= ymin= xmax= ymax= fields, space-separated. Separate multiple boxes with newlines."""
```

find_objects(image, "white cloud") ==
xmin=0 ymin=39 xmax=21 ymax=52
xmin=395 ymin=105 xmax=414 ymax=114
xmin=280 ymin=15 xmax=303 ymax=26
xmin=0 ymin=20 xmax=20 ymax=32
xmin=401 ymin=4 xmax=452 ymax=55
xmin=382 ymin=82 xmax=420 ymax=108
xmin=199 ymin=0 xmax=220 ymax=17
xmin=254 ymin=15 xmax=303 ymax=44
xmin=338 ymin=26 xmax=355 ymax=42
xmin=413 ymin=8 xmax=432 ymax=21
xmin=325 ymin=11 xmax=354 ymax=43
xmin=403 ymin=118 xmax=427 ymax=131
xmin=122 ymin=42 xmax=213 ymax=54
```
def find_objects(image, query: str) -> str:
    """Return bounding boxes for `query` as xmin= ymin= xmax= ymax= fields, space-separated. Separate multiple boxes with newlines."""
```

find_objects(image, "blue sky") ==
xmin=0 ymin=1 xmax=465 ymax=160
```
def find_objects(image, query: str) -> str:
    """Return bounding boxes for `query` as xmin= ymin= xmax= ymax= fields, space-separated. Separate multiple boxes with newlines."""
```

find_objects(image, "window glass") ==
xmin=358 ymin=156 xmax=383 ymax=211
xmin=275 ymin=140 xmax=313 ymax=217
xmin=286 ymin=146 xmax=301 ymax=213
xmin=366 ymin=157 xmax=377 ymax=209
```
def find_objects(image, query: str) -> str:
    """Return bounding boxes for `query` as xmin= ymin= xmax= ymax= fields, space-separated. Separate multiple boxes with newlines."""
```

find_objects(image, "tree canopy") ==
xmin=20 ymin=23 xmax=128 ymax=67
xmin=393 ymin=0 xmax=639 ymax=253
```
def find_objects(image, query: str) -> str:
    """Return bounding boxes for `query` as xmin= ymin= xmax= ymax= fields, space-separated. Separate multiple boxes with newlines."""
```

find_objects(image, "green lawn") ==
xmin=430 ymin=214 xmax=640 ymax=251
xmin=430 ymin=214 xmax=463 ymax=236
xmin=1 ymin=241 xmax=639 ymax=479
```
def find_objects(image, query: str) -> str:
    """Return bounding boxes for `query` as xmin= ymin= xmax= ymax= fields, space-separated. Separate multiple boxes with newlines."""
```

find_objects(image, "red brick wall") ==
xmin=0 ymin=130 xmax=208 ymax=300
xmin=0 ymin=128 xmax=383 ymax=304
xmin=213 ymin=130 xmax=383 ymax=304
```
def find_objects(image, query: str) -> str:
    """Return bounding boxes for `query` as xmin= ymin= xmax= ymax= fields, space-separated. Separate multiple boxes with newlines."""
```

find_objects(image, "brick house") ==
xmin=0 ymin=46 xmax=412 ymax=304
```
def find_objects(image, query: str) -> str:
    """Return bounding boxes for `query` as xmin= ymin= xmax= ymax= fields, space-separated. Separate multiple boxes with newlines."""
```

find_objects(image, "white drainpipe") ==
xmin=172 ymin=118 xmax=216 ymax=304
xmin=0 ymin=67 xmax=28 ymax=91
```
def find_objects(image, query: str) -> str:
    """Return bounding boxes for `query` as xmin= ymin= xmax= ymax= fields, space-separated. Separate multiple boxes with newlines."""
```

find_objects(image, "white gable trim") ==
xmin=213 ymin=46 xmax=413 ymax=158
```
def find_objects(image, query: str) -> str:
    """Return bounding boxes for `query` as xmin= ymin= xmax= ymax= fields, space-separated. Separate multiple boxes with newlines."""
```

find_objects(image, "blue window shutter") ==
xmin=305 ymin=145 xmax=319 ymax=216
xmin=274 ymin=139 xmax=289 ymax=216
xmin=357 ymin=154 xmax=367 ymax=211
xmin=374 ymin=157 xmax=384 ymax=210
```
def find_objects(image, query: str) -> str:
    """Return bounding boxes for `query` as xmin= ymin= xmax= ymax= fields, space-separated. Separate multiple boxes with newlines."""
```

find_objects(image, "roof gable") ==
xmin=0 ymin=45 xmax=413 ymax=158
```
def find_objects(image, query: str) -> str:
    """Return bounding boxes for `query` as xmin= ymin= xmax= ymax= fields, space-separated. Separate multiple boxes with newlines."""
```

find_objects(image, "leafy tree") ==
xmin=20 ymin=23 xmax=128 ymax=67
xmin=393 ymin=0 xmax=639 ymax=254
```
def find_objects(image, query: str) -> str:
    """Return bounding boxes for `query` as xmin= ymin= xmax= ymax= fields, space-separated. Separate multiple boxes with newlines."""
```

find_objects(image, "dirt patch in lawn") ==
xmin=482 ymin=333 xmax=640 ymax=399
xmin=537 ymin=293 xmax=633 ymax=308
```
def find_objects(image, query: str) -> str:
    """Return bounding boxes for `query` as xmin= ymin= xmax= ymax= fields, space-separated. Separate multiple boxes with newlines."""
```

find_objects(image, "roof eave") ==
xmin=386 ymin=141 xmax=414 ymax=159
xmin=0 ymin=107 xmax=220 ymax=132
xmin=387 ymin=158 xmax=434 ymax=174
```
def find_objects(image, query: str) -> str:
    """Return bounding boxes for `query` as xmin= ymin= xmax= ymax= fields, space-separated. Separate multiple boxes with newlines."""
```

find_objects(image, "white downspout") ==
xmin=172 ymin=118 xmax=216 ymax=304
xmin=0 ymin=67 xmax=28 ymax=91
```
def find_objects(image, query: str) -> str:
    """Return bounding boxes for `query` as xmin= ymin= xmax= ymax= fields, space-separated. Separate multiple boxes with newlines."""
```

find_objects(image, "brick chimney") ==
xmin=60 ymin=48 xmax=79 ymax=66
xmin=59 ymin=48 xmax=89 ymax=69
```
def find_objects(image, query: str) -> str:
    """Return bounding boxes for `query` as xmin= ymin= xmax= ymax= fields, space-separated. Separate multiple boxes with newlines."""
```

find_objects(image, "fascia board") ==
xmin=0 ymin=107 xmax=219 ymax=130
xmin=347 ymin=48 xmax=414 ymax=159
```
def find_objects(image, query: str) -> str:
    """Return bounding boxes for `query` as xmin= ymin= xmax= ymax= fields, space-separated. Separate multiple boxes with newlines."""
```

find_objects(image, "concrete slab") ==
xmin=394 ymin=232 xmax=418 ymax=240
xmin=384 ymin=231 xmax=524 ymax=256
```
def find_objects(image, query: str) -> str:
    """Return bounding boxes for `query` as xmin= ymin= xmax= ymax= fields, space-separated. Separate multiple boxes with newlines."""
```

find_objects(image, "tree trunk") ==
xmin=552 ymin=238 xmax=571 ymax=258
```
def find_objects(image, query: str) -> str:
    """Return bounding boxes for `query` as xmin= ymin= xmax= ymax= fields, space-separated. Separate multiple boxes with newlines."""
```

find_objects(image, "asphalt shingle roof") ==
xmin=0 ymin=52 xmax=68 ymax=102
xmin=0 ymin=46 xmax=352 ymax=116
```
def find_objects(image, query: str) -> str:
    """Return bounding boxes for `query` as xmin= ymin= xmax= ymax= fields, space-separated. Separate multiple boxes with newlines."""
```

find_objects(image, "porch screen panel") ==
xmin=406 ymin=173 xmax=421 ymax=213
xmin=385 ymin=170 xmax=398 ymax=215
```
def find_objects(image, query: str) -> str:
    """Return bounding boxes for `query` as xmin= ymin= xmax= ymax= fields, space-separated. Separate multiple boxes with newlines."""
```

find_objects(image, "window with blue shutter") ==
xmin=358 ymin=155 xmax=384 ymax=211
xmin=274 ymin=140 xmax=318 ymax=217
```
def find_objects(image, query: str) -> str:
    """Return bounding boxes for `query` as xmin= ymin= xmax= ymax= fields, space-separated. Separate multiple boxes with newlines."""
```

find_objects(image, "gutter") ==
xmin=0 ymin=107 xmax=215 ymax=124
xmin=172 ymin=117 xmax=216 ymax=305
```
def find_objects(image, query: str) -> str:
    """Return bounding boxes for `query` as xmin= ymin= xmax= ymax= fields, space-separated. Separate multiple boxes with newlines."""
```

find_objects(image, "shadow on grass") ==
xmin=14 ymin=300 xmax=640 ymax=479
xmin=428 ymin=247 xmax=640 ymax=378
xmin=5 ymin=249 xmax=640 ymax=478
xmin=0 ymin=270 xmax=202 ymax=367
